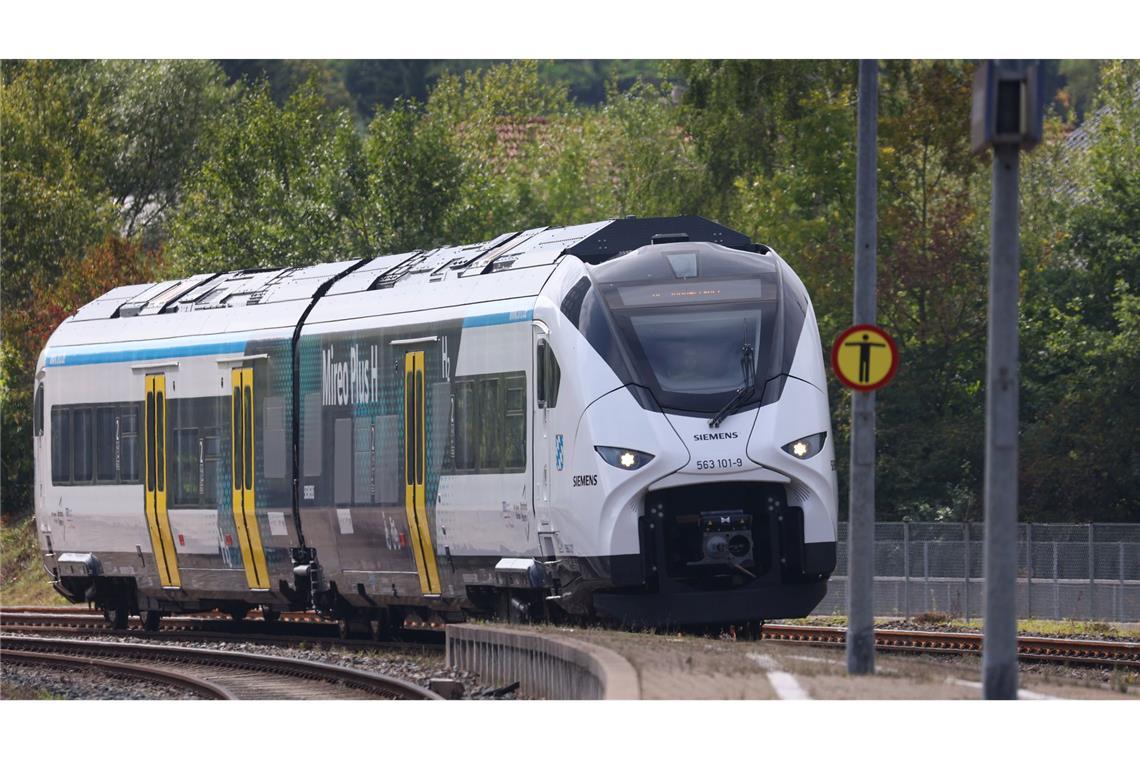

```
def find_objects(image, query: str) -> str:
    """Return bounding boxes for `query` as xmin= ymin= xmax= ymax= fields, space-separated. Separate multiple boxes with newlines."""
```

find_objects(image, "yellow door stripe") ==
xmin=144 ymin=374 xmax=181 ymax=588
xmin=143 ymin=377 xmax=166 ymax=585
xmin=403 ymin=352 xmax=441 ymax=595
xmin=415 ymin=356 xmax=441 ymax=593
xmin=404 ymin=353 xmax=430 ymax=593
xmin=242 ymin=368 xmax=270 ymax=589
xmin=231 ymin=368 xmax=269 ymax=590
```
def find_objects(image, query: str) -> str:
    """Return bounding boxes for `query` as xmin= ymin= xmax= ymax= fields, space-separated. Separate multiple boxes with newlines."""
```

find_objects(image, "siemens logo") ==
xmin=572 ymin=475 xmax=598 ymax=487
xmin=693 ymin=432 xmax=739 ymax=441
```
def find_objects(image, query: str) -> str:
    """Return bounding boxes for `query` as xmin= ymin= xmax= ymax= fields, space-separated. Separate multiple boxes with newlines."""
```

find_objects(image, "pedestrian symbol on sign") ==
xmin=831 ymin=324 xmax=898 ymax=391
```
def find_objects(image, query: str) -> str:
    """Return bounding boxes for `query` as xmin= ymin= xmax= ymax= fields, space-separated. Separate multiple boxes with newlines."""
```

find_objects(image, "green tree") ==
xmin=1020 ymin=60 xmax=1140 ymax=521
xmin=165 ymin=81 xmax=369 ymax=274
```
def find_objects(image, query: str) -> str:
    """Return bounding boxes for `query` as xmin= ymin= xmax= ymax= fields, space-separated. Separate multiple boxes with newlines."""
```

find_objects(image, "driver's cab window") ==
xmin=34 ymin=383 xmax=44 ymax=436
xmin=536 ymin=341 xmax=561 ymax=409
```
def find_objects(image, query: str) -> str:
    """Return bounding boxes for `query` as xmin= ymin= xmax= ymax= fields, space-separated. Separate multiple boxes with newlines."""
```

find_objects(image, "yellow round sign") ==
xmin=831 ymin=324 xmax=899 ymax=391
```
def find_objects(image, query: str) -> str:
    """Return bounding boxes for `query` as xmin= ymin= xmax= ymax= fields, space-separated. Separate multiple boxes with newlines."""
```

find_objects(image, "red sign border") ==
xmin=831 ymin=324 xmax=899 ymax=392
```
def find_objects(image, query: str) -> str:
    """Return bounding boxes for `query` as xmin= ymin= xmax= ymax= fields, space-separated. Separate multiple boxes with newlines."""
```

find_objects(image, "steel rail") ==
xmin=0 ymin=611 xmax=445 ymax=653
xmin=1 ymin=635 xmax=443 ymax=700
xmin=2 ymin=648 xmax=234 ymax=699
xmin=760 ymin=624 xmax=1140 ymax=668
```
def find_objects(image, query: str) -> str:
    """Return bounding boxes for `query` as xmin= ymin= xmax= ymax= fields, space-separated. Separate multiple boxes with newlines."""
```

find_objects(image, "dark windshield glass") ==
xmin=601 ymin=273 xmax=778 ymax=413
xmin=628 ymin=308 xmax=762 ymax=395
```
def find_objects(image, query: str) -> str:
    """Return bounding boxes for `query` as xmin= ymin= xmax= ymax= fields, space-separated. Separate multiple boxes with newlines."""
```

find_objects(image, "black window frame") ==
xmin=34 ymin=383 xmax=45 ymax=436
xmin=51 ymin=402 xmax=144 ymax=486
xmin=449 ymin=371 xmax=527 ymax=475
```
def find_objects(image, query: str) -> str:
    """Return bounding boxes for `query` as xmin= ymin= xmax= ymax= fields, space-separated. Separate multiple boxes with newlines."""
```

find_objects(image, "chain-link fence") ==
xmin=816 ymin=523 xmax=1140 ymax=622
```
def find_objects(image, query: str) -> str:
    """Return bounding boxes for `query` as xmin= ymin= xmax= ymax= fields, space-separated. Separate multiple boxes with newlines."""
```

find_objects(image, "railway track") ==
xmin=0 ymin=635 xmax=443 ymax=700
xmin=760 ymin=623 xmax=1140 ymax=668
xmin=0 ymin=608 xmax=444 ymax=653
xmin=6 ymin=607 xmax=1134 ymax=669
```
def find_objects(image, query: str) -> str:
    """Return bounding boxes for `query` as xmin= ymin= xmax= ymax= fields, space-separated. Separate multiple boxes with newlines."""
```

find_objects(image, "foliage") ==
xmin=1020 ymin=61 xmax=1140 ymax=521
xmin=165 ymin=82 xmax=369 ymax=273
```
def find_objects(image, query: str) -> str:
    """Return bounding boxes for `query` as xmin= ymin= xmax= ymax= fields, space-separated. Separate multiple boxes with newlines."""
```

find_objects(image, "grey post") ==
xmin=963 ymin=523 xmax=971 ymax=620
xmin=903 ymin=521 xmax=911 ymax=619
xmin=983 ymin=140 xmax=1021 ymax=699
xmin=1089 ymin=523 xmax=1095 ymax=620
xmin=974 ymin=58 xmax=1043 ymax=701
xmin=1026 ymin=523 xmax=1033 ymax=619
xmin=846 ymin=58 xmax=878 ymax=676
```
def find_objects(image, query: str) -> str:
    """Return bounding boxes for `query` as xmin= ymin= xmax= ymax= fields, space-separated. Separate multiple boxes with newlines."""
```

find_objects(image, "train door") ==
xmin=231 ymin=368 xmax=270 ymax=590
xmin=533 ymin=324 xmax=560 ymax=547
xmin=144 ymin=374 xmax=181 ymax=588
xmin=403 ymin=350 xmax=441 ymax=596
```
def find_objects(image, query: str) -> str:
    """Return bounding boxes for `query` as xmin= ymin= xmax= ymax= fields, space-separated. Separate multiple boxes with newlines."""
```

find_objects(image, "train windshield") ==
xmin=599 ymin=273 xmax=780 ymax=414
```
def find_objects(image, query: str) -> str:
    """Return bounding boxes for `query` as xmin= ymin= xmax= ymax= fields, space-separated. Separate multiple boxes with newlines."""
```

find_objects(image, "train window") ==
xmin=52 ymin=408 xmax=72 ymax=483
xmin=174 ymin=428 xmax=200 ymax=505
xmin=156 ymin=392 xmax=165 ymax=491
xmin=231 ymin=387 xmax=242 ymax=491
xmin=302 ymin=392 xmax=322 ymax=477
xmin=537 ymin=341 xmax=561 ymax=409
xmin=478 ymin=377 xmax=501 ymax=472
xmin=119 ymin=405 xmax=140 ymax=483
xmin=146 ymin=392 xmax=156 ymax=492
xmin=202 ymin=432 xmax=221 ymax=503
xmin=453 ymin=380 xmax=476 ymax=472
xmin=34 ymin=384 xmax=44 ymax=436
xmin=96 ymin=407 xmax=117 ymax=482
xmin=504 ymin=374 xmax=526 ymax=470
xmin=242 ymin=386 xmax=252 ymax=491
xmin=73 ymin=408 xmax=93 ymax=483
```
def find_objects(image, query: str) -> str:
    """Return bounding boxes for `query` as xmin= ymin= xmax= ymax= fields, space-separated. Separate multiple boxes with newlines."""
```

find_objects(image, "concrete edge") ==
xmin=445 ymin=623 xmax=641 ymax=700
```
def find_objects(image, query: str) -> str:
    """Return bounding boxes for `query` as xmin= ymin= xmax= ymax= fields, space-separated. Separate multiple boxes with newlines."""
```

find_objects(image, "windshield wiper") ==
xmin=709 ymin=342 xmax=756 ymax=428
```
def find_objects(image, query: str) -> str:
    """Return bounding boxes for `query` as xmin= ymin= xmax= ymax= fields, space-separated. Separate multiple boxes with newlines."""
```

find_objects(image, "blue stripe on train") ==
xmin=461 ymin=308 xmax=534 ymax=328
xmin=43 ymin=339 xmax=248 ymax=367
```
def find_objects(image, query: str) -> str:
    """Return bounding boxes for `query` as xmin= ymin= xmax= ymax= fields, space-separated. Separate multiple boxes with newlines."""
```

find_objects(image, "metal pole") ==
xmin=1089 ymin=523 xmax=1095 ymax=620
xmin=964 ymin=523 xmax=971 ymax=620
xmin=1026 ymin=522 xmax=1033 ymax=619
xmin=847 ymin=58 xmax=878 ymax=676
xmin=982 ymin=143 xmax=1020 ymax=700
xmin=903 ymin=521 xmax=911 ymax=619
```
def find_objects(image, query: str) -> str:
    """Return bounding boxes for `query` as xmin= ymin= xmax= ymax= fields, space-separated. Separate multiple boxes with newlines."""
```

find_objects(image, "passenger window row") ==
xmin=451 ymin=371 xmax=527 ymax=474
xmin=51 ymin=403 xmax=142 ymax=485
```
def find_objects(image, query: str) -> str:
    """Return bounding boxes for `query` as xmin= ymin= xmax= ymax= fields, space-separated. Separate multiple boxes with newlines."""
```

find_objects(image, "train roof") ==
xmin=47 ymin=216 xmax=758 ymax=350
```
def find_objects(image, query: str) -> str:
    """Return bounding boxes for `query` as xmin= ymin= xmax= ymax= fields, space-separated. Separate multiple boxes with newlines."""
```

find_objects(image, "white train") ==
xmin=33 ymin=216 xmax=837 ymax=629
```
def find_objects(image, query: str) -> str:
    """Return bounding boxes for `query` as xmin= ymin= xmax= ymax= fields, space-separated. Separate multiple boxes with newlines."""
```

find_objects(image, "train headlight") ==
xmin=595 ymin=446 xmax=655 ymax=470
xmin=782 ymin=432 xmax=827 ymax=460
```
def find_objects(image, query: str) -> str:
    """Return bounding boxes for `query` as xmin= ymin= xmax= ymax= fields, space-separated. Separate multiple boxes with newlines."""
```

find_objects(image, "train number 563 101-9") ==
xmin=695 ymin=458 xmax=744 ymax=471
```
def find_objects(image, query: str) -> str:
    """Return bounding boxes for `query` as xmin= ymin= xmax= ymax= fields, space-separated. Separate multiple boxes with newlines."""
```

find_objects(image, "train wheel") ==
xmin=142 ymin=611 xmax=162 ymax=632
xmin=109 ymin=606 xmax=129 ymax=630
xmin=229 ymin=608 xmax=248 ymax=622
xmin=261 ymin=608 xmax=280 ymax=624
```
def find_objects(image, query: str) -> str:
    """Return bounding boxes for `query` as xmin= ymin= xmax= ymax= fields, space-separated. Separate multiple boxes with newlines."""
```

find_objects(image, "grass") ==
xmin=0 ymin=683 xmax=64 ymax=700
xmin=0 ymin=511 xmax=63 ymax=606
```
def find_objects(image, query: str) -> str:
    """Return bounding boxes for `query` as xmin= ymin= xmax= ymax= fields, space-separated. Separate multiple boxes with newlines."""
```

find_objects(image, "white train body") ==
xmin=33 ymin=217 xmax=837 ymax=626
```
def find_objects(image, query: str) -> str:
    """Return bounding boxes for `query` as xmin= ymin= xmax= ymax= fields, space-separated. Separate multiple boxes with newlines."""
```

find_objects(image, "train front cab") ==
xmin=550 ymin=240 xmax=838 ymax=626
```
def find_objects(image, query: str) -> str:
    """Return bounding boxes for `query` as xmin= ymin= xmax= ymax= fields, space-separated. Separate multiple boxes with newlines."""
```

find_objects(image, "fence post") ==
xmin=1053 ymin=540 xmax=1060 ymax=620
xmin=1119 ymin=540 xmax=1126 ymax=623
xmin=903 ymin=521 xmax=911 ymax=619
xmin=923 ymin=539 xmax=930 ymax=615
xmin=963 ymin=522 xmax=971 ymax=620
xmin=1026 ymin=523 xmax=1033 ymax=619
xmin=1089 ymin=523 xmax=1096 ymax=620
